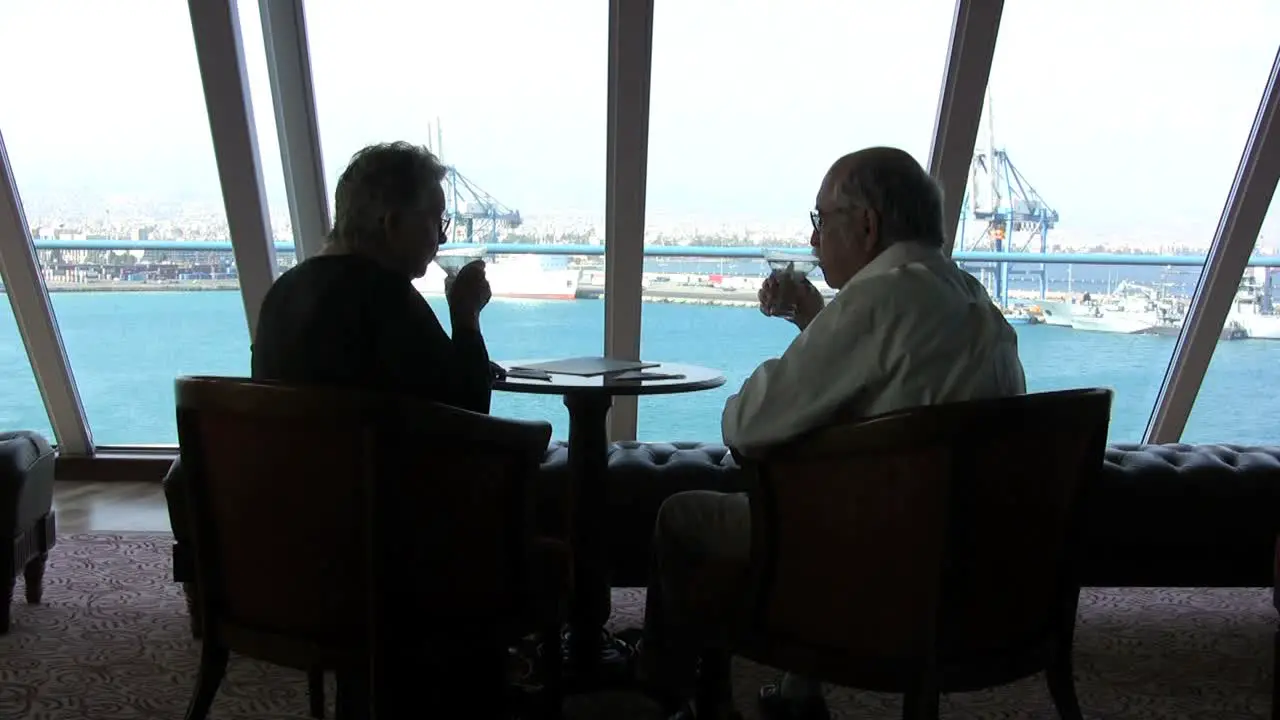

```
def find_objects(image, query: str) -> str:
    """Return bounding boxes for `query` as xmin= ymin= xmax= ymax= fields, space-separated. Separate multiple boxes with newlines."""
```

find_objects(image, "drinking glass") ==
xmin=762 ymin=249 xmax=819 ymax=320
xmin=435 ymin=245 xmax=488 ymax=290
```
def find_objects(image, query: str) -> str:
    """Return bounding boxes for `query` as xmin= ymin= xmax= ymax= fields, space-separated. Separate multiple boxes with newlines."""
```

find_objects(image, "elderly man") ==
xmin=165 ymin=141 xmax=495 ymax=639
xmin=252 ymin=141 xmax=494 ymax=409
xmin=637 ymin=147 xmax=1027 ymax=720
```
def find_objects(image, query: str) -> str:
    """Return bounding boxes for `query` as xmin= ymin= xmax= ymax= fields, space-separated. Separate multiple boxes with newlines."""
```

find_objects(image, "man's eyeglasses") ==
xmin=439 ymin=215 xmax=452 ymax=239
xmin=810 ymin=207 xmax=859 ymax=232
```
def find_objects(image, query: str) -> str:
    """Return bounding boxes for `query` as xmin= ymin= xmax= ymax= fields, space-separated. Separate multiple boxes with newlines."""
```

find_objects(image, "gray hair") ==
xmin=833 ymin=147 xmax=945 ymax=247
xmin=328 ymin=142 xmax=447 ymax=250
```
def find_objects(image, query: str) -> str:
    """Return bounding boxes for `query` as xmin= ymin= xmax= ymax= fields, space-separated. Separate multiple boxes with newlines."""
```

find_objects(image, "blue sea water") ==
xmin=0 ymin=290 xmax=1276 ymax=447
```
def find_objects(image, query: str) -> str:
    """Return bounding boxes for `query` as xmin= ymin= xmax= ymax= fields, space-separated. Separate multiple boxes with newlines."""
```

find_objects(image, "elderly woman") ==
xmin=251 ymin=141 xmax=494 ymax=412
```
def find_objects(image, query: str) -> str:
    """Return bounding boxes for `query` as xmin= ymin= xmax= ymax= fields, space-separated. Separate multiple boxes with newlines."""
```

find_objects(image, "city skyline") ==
xmin=17 ymin=205 xmax=1270 ymax=255
xmin=14 ymin=184 xmax=1274 ymax=253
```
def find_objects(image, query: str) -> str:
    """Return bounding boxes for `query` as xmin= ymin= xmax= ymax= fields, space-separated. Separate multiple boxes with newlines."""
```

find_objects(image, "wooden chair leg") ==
xmin=334 ymin=673 xmax=351 ymax=720
xmin=182 ymin=582 xmax=203 ymax=640
xmin=901 ymin=690 xmax=940 ymax=720
xmin=1047 ymin=653 xmax=1083 ymax=720
xmin=1272 ymin=629 xmax=1279 ymax=720
xmin=183 ymin=642 xmax=229 ymax=720
xmin=23 ymin=552 xmax=47 ymax=604
xmin=335 ymin=669 xmax=370 ymax=720
xmin=1 ymin=576 xmax=13 ymax=634
xmin=541 ymin=623 xmax=564 ymax=720
xmin=902 ymin=671 xmax=940 ymax=720
xmin=1048 ymin=592 xmax=1085 ymax=720
xmin=308 ymin=667 xmax=326 ymax=719
xmin=693 ymin=648 xmax=734 ymax=719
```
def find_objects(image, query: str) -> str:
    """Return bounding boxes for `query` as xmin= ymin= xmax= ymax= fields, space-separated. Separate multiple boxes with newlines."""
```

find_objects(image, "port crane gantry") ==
xmin=957 ymin=98 xmax=1059 ymax=309
xmin=426 ymin=121 xmax=522 ymax=244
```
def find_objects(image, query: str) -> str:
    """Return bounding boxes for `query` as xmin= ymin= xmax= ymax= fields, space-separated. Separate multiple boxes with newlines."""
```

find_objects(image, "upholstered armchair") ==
xmin=695 ymin=389 xmax=1112 ymax=720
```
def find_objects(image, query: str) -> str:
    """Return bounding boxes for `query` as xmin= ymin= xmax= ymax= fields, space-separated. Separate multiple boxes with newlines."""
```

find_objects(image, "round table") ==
xmin=495 ymin=360 xmax=725 ymax=687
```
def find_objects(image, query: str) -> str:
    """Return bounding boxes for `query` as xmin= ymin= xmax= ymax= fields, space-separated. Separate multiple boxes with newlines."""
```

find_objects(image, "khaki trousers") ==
xmin=639 ymin=490 xmax=823 ymax=701
xmin=639 ymin=490 xmax=752 ymax=698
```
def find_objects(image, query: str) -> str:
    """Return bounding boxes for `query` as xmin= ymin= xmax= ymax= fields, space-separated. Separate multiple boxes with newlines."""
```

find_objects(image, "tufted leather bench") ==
xmin=536 ymin=441 xmax=1280 ymax=589
xmin=168 ymin=441 xmax=1280 ymax=603
xmin=1081 ymin=444 xmax=1280 ymax=588
xmin=536 ymin=441 xmax=745 ymax=588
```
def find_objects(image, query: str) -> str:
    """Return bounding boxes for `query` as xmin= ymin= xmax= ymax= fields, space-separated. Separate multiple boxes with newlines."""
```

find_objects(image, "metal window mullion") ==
xmin=1146 ymin=48 xmax=1280 ymax=444
xmin=603 ymin=0 xmax=655 ymax=442
xmin=260 ymin=0 xmax=331 ymax=263
xmin=0 ymin=132 xmax=93 ymax=455
xmin=930 ymin=0 xmax=1005 ymax=256
xmin=188 ymin=0 xmax=278 ymax=341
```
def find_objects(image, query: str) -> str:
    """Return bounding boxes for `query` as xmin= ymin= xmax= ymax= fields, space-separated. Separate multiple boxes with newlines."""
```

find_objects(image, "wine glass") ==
xmin=762 ymin=249 xmax=819 ymax=320
xmin=435 ymin=245 xmax=488 ymax=290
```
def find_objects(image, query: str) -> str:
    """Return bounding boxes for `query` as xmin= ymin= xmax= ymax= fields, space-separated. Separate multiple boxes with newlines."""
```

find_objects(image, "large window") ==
xmin=0 ymin=1 xmax=258 ymax=445
xmin=237 ymin=1 xmax=292 ymax=250
xmin=0 ymin=294 xmax=53 ymax=441
xmin=303 ymin=0 xmax=607 ymax=439
xmin=1 ymin=1 xmax=1277 ymax=454
xmin=1183 ymin=201 xmax=1280 ymax=444
xmin=951 ymin=0 xmax=1279 ymax=441
xmin=636 ymin=0 xmax=956 ymax=440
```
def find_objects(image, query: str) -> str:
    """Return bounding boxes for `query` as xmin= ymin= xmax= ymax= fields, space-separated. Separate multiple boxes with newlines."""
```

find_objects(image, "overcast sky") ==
xmin=1 ymin=0 xmax=1277 ymax=243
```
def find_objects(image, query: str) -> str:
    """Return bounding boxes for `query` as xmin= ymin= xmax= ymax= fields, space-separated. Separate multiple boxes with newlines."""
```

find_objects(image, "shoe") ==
xmin=757 ymin=681 xmax=830 ymax=720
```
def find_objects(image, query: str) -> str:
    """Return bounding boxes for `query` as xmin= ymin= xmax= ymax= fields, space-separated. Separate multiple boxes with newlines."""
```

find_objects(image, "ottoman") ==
xmin=0 ymin=431 xmax=57 ymax=633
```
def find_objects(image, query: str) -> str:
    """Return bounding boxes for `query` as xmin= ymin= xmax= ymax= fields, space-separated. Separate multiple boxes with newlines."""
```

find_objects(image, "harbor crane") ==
xmin=426 ymin=121 xmax=522 ymax=244
xmin=956 ymin=98 xmax=1059 ymax=309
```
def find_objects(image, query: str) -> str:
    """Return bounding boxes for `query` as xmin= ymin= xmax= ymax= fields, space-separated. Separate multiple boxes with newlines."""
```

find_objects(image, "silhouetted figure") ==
xmin=252 ymin=141 xmax=493 ymax=412
xmin=637 ymin=148 xmax=1027 ymax=720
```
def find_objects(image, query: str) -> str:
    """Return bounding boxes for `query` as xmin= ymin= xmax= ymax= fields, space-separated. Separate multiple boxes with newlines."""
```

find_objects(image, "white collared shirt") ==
xmin=722 ymin=241 xmax=1027 ymax=456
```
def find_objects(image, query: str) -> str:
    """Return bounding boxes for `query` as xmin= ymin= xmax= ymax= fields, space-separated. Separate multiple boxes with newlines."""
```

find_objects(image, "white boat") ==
xmin=1227 ymin=267 xmax=1280 ymax=339
xmin=414 ymin=253 xmax=580 ymax=301
xmin=1001 ymin=308 xmax=1039 ymax=326
xmin=1035 ymin=300 xmax=1076 ymax=327
xmin=1070 ymin=309 xmax=1162 ymax=334
xmin=1067 ymin=282 xmax=1169 ymax=334
xmin=1236 ymin=313 xmax=1280 ymax=340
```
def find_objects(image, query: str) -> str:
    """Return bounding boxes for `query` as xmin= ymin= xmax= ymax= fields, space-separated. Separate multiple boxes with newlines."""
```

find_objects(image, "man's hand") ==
xmin=758 ymin=272 xmax=824 ymax=331
xmin=446 ymin=260 xmax=491 ymax=331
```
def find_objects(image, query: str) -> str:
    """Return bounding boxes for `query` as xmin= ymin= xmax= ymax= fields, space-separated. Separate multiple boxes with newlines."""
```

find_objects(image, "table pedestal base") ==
xmin=539 ymin=627 xmax=635 ymax=692
xmin=491 ymin=365 xmax=727 ymax=695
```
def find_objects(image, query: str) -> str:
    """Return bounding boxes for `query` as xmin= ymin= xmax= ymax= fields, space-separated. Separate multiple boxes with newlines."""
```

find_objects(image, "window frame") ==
xmin=0 ymin=0 xmax=1275 ymax=478
xmin=1146 ymin=47 xmax=1280 ymax=443
xmin=259 ymin=0 xmax=331 ymax=264
xmin=0 ymin=132 xmax=92 ymax=455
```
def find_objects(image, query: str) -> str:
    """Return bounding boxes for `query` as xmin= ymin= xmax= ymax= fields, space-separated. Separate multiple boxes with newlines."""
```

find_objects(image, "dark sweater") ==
xmin=250 ymin=254 xmax=492 ymax=414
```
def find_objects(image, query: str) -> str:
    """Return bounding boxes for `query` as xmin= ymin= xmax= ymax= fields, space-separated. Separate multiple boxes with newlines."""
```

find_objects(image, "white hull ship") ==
xmin=414 ymin=253 xmax=580 ymax=301
xmin=1235 ymin=313 xmax=1280 ymax=340
xmin=1039 ymin=280 xmax=1246 ymax=340
xmin=1035 ymin=300 xmax=1076 ymax=327
xmin=1069 ymin=310 xmax=1161 ymax=334
xmin=1030 ymin=283 xmax=1162 ymax=334
xmin=1227 ymin=267 xmax=1280 ymax=339
xmin=1035 ymin=287 xmax=1166 ymax=332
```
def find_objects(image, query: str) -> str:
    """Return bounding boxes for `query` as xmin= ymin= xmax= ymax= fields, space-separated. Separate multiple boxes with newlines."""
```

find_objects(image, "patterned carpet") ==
xmin=0 ymin=533 xmax=1274 ymax=719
